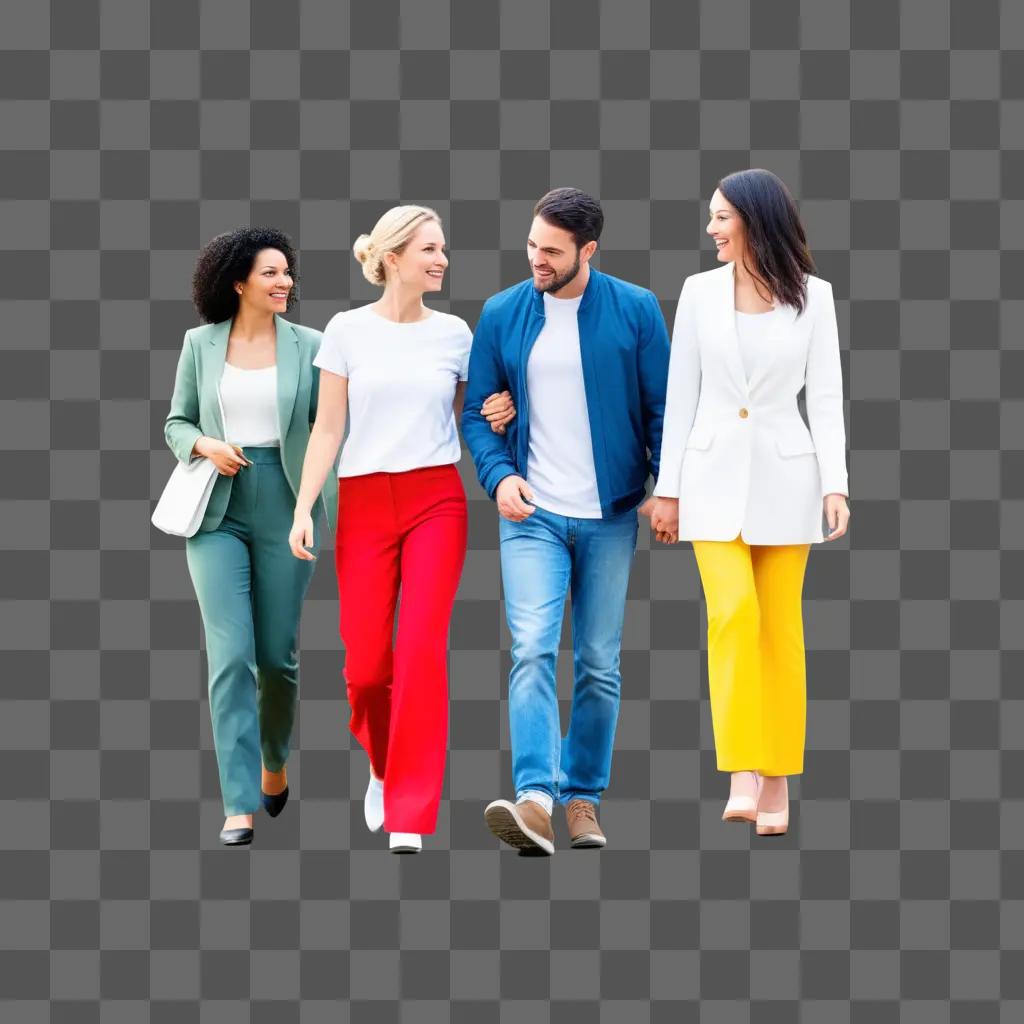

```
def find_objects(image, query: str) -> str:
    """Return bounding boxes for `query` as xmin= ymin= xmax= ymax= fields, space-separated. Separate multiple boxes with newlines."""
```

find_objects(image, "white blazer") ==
xmin=653 ymin=262 xmax=848 ymax=545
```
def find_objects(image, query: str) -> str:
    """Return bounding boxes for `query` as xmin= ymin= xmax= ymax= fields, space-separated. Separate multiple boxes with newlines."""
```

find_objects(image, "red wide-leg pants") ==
xmin=335 ymin=464 xmax=467 ymax=834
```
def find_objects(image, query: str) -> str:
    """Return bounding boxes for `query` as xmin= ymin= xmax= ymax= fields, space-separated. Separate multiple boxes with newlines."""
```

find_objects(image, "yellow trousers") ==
xmin=691 ymin=536 xmax=811 ymax=777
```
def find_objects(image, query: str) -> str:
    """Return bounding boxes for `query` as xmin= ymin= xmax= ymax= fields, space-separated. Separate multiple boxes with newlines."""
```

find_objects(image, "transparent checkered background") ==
xmin=2 ymin=0 xmax=1022 ymax=1019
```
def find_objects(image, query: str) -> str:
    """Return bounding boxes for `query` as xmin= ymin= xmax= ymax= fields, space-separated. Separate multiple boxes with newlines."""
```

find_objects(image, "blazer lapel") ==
xmin=206 ymin=320 xmax=231 ymax=439
xmin=275 ymin=315 xmax=299 ymax=442
xmin=204 ymin=316 xmax=299 ymax=443
xmin=717 ymin=263 xmax=751 ymax=398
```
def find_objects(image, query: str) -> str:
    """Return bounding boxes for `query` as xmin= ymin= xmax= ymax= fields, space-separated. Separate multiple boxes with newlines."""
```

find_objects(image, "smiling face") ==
xmin=237 ymin=248 xmax=293 ymax=314
xmin=384 ymin=218 xmax=448 ymax=292
xmin=706 ymin=189 xmax=748 ymax=264
xmin=527 ymin=216 xmax=596 ymax=294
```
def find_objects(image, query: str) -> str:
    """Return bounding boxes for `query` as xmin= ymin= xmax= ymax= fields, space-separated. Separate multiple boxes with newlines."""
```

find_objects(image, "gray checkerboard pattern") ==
xmin=1 ymin=0 xmax=1021 ymax=1018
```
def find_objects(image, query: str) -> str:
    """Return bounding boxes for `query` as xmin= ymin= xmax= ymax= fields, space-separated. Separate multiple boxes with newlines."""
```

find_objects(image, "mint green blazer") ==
xmin=163 ymin=315 xmax=338 ymax=535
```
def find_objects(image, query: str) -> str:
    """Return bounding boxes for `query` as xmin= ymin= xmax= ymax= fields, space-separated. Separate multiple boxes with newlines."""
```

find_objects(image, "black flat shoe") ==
xmin=219 ymin=827 xmax=253 ymax=846
xmin=261 ymin=785 xmax=289 ymax=818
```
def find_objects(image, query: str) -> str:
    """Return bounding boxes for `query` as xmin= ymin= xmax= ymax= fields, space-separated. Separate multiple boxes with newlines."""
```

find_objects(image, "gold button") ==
xmin=739 ymin=407 xmax=749 ymax=419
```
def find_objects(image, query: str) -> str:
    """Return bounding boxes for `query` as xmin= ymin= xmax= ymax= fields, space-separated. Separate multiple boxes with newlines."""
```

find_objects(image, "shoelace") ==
xmin=567 ymin=799 xmax=597 ymax=825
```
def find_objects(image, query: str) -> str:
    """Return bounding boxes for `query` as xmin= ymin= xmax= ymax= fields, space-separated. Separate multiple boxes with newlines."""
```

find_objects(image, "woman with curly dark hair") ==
xmin=164 ymin=227 xmax=337 ymax=846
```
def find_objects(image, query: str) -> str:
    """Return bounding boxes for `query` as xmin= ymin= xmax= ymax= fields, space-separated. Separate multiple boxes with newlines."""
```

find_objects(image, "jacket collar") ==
xmin=206 ymin=315 xmax=299 ymax=442
xmin=528 ymin=265 xmax=603 ymax=316
xmin=712 ymin=262 xmax=752 ymax=398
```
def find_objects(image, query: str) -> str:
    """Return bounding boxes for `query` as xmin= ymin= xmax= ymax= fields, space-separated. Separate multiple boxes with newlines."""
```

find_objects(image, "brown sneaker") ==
xmin=565 ymin=799 xmax=606 ymax=848
xmin=484 ymin=799 xmax=555 ymax=855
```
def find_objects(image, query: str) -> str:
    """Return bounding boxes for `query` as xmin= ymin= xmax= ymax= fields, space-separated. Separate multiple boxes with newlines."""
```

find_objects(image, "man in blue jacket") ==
xmin=462 ymin=188 xmax=671 ymax=854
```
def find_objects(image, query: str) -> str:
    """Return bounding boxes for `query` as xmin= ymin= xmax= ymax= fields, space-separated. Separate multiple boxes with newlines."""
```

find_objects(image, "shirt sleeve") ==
xmin=163 ymin=330 xmax=204 ymax=464
xmin=636 ymin=290 xmax=671 ymax=484
xmin=457 ymin=319 xmax=472 ymax=382
xmin=313 ymin=315 xmax=350 ymax=378
xmin=652 ymin=277 xmax=701 ymax=498
xmin=461 ymin=301 xmax=518 ymax=499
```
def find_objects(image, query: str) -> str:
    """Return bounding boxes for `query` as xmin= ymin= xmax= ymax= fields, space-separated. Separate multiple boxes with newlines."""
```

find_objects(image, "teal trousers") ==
xmin=185 ymin=446 xmax=319 ymax=815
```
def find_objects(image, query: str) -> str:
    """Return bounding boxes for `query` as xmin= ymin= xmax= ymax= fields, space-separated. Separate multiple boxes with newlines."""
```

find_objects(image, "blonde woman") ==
xmin=289 ymin=206 xmax=513 ymax=852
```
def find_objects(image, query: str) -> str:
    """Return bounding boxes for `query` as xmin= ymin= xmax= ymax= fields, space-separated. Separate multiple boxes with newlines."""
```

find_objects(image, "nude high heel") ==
xmin=755 ymin=776 xmax=789 ymax=837
xmin=722 ymin=771 xmax=762 ymax=823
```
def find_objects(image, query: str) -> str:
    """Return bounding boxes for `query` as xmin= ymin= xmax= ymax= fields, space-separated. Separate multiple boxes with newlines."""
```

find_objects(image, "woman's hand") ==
xmin=823 ymin=493 xmax=850 ymax=541
xmin=195 ymin=437 xmax=249 ymax=476
xmin=288 ymin=510 xmax=317 ymax=561
xmin=640 ymin=496 xmax=679 ymax=544
xmin=482 ymin=391 xmax=516 ymax=434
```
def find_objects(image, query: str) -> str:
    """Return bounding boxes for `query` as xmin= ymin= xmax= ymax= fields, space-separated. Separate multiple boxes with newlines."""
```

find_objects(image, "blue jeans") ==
xmin=499 ymin=504 xmax=639 ymax=806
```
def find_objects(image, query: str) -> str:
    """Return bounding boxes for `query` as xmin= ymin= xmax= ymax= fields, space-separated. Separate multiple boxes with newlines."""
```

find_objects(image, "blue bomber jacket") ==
xmin=461 ymin=267 xmax=670 ymax=517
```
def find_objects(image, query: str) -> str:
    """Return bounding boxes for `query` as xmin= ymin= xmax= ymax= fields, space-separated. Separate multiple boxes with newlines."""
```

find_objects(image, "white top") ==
xmin=313 ymin=304 xmax=473 ymax=478
xmin=218 ymin=363 xmax=280 ymax=447
xmin=524 ymin=292 xmax=602 ymax=519
xmin=734 ymin=306 xmax=782 ymax=384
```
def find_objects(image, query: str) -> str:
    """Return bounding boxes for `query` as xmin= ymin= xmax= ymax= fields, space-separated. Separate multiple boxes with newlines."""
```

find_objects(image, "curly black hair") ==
xmin=191 ymin=227 xmax=299 ymax=324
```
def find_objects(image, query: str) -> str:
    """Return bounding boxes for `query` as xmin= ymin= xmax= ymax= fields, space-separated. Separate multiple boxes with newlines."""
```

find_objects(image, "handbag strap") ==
xmin=216 ymin=373 xmax=231 ymax=446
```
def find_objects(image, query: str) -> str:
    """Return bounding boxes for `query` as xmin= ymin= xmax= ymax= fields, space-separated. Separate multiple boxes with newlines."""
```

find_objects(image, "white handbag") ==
xmin=152 ymin=387 xmax=230 ymax=538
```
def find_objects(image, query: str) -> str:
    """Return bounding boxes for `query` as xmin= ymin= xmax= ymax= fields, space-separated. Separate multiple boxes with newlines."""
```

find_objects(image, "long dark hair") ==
xmin=717 ymin=169 xmax=815 ymax=315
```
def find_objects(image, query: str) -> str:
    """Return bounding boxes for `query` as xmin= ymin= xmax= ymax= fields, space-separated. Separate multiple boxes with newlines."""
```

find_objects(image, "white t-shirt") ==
xmin=313 ymin=304 xmax=473 ymax=478
xmin=218 ymin=363 xmax=280 ymax=447
xmin=525 ymin=292 xmax=602 ymax=518
xmin=735 ymin=307 xmax=781 ymax=383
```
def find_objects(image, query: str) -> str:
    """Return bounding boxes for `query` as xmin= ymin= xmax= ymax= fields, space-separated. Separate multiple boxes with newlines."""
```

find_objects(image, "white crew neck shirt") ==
xmin=524 ymin=291 xmax=602 ymax=519
xmin=735 ymin=306 xmax=782 ymax=384
xmin=313 ymin=304 xmax=473 ymax=478
xmin=218 ymin=362 xmax=280 ymax=447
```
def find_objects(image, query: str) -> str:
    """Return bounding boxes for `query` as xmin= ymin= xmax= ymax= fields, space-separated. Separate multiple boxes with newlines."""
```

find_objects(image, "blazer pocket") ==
xmin=684 ymin=424 xmax=715 ymax=450
xmin=775 ymin=430 xmax=817 ymax=457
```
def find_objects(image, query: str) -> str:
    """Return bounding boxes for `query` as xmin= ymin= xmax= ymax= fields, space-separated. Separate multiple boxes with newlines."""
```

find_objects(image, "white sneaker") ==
xmin=389 ymin=832 xmax=422 ymax=853
xmin=364 ymin=772 xmax=384 ymax=833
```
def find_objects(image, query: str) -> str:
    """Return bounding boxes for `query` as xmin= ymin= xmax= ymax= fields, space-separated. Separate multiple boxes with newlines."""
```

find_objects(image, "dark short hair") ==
xmin=533 ymin=187 xmax=604 ymax=249
xmin=717 ymin=169 xmax=816 ymax=314
xmin=191 ymin=227 xmax=299 ymax=324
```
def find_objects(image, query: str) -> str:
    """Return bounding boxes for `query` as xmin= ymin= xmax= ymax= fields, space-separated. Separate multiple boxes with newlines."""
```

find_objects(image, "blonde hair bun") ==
xmin=352 ymin=234 xmax=374 ymax=264
xmin=352 ymin=206 xmax=441 ymax=287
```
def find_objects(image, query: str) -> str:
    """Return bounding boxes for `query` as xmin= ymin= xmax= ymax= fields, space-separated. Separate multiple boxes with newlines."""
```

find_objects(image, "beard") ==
xmin=534 ymin=249 xmax=581 ymax=294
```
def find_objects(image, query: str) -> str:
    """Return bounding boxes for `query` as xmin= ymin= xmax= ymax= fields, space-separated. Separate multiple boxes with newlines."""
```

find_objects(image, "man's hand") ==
xmin=496 ymin=475 xmax=536 ymax=522
xmin=642 ymin=496 xmax=679 ymax=544
xmin=481 ymin=391 xmax=516 ymax=434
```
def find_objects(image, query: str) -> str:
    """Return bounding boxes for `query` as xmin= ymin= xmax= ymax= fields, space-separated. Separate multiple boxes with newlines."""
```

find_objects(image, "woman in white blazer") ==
xmin=647 ymin=169 xmax=850 ymax=836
